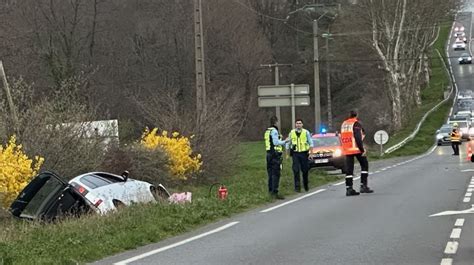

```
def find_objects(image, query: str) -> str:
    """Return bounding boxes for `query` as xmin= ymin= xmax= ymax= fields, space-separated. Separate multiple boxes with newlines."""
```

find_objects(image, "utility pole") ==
xmin=194 ymin=0 xmax=206 ymax=123
xmin=0 ymin=61 xmax=18 ymax=134
xmin=322 ymin=32 xmax=333 ymax=130
xmin=313 ymin=19 xmax=321 ymax=133
xmin=260 ymin=63 xmax=292 ymax=128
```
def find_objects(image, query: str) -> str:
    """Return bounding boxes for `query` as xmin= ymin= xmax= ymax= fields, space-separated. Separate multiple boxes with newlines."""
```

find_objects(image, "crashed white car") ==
xmin=9 ymin=171 xmax=170 ymax=221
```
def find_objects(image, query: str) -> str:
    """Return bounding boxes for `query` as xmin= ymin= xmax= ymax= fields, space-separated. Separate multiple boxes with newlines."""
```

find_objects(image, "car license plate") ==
xmin=315 ymin=159 xmax=329 ymax=164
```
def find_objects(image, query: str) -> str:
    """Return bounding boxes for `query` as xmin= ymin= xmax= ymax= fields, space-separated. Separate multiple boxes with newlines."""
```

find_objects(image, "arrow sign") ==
xmin=258 ymin=84 xmax=310 ymax=96
xmin=430 ymin=206 xmax=474 ymax=217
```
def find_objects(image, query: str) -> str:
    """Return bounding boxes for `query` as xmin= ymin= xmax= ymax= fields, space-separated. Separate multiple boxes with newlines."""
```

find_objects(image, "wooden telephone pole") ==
xmin=194 ymin=0 xmax=207 ymax=123
xmin=0 ymin=61 xmax=19 ymax=134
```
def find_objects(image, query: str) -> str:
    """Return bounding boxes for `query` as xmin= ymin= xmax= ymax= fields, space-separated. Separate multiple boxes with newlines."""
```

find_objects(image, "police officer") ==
xmin=288 ymin=119 xmax=313 ymax=192
xmin=340 ymin=110 xmax=374 ymax=196
xmin=264 ymin=116 xmax=288 ymax=200
xmin=450 ymin=123 xmax=461 ymax=156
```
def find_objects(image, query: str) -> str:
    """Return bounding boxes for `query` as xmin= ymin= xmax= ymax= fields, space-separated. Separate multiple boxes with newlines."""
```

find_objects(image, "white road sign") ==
xmin=374 ymin=130 xmax=389 ymax=145
xmin=258 ymin=96 xmax=311 ymax=107
xmin=257 ymin=84 xmax=310 ymax=96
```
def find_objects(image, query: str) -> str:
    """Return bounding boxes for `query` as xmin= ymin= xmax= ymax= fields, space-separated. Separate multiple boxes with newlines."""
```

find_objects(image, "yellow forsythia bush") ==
xmin=141 ymin=128 xmax=202 ymax=180
xmin=0 ymin=136 xmax=44 ymax=208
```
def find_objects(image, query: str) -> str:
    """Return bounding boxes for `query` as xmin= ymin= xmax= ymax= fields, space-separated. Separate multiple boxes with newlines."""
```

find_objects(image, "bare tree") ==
xmin=353 ymin=0 xmax=457 ymax=129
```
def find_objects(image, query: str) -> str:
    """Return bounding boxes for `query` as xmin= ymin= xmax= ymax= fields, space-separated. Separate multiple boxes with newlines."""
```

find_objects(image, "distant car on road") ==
xmin=454 ymin=31 xmax=466 ymax=38
xmin=459 ymin=53 xmax=472 ymax=64
xmin=454 ymin=25 xmax=465 ymax=32
xmin=9 ymin=171 xmax=170 ymax=221
xmin=308 ymin=132 xmax=346 ymax=173
xmin=456 ymin=36 xmax=468 ymax=43
xmin=436 ymin=124 xmax=453 ymax=145
xmin=453 ymin=41 xmax=466 ymax=50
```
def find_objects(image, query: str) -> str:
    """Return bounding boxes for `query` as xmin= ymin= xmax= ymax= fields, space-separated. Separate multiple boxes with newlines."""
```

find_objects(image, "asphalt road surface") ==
xmin=93 ymin=10 xmax=474 ymax=265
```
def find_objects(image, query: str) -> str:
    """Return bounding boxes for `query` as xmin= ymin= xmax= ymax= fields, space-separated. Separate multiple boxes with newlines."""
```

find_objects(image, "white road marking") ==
xmin=333 ymin=181 xmax=345 ymax=186
xmin=260 ymin=189 xmax=326 ymax=213
xmin=430 ymin=206 xmax=474 ymax=217
xmin=114 ymin=221 xmax=240 ymax=265
xmin=461 ymin=169 xmax=474 ymax=172
xmin=440 ymin=258 xmax=453 ymax=265
xmin=466 ymin=192 xmax=472 ymax=197
xmin=374 ymin=171 xmax=381 ymax=174
xmin=450 ymin=228 xmax=462 ymax=239
xmin=468 ymin=188 xmax=474 ymax=192
xmin=444 ymin=241 xmax=459 ymax=254
xmin=354 ymin=176 xmax=360 ymax=180
xmin=463 ymin=197 xmax=471 ymax=203
xmin=381 ymin=168 xmax=387 ymax=171
xmin=455 ymin=218 xmax=465 ymax=227
xmin=468 ymin=185 xmax=474 ymax=188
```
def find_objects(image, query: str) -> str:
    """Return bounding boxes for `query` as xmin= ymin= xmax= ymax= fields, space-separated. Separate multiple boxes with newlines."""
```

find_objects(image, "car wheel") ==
xmin=113 ymin=199 xmax=125 ymax=209
xmin=151 ymin=186 xmax=169 ymax=203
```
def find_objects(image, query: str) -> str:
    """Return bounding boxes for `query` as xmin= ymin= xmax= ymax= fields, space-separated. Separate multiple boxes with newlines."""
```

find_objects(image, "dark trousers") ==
xmin=266 ymin=151 xmax=282 ymax=194
xmin=345 ymin=153 xmax=369 ymax=188
xmin=451 ymin=142 xmax=460 ymax=155
xmin=292 ymin=151 xmax=309 ymax=191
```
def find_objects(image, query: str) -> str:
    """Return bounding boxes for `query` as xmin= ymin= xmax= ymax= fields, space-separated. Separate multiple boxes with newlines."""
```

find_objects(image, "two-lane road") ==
xmin=93 ymin=10 xmax=474 ymax=265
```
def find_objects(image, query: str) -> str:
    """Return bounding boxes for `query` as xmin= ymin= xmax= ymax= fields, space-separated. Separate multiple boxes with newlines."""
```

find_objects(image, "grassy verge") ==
xmin=369 ymin=24 xmax=452 ymax=159
xmin=0 ymin=142 xmax=342 ymax=264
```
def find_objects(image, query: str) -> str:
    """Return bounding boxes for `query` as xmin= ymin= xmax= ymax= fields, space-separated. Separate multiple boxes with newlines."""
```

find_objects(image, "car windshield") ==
xmin=312 ymin=136 xmax=340 ymax=147
xmin=440 ymin=127 xmax=452 ymax=133
xmin=461 ymin=53 xmax=470 ymax=57
xmin=451 ymin=122 xmax=468 ymax=128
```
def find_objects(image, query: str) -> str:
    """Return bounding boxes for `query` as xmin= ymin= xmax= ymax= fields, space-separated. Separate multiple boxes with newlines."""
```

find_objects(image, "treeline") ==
xmin=0 ymin=0 xmax=458 ymax=177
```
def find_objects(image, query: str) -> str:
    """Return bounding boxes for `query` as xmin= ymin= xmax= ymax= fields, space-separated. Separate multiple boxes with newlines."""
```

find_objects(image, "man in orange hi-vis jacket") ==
xmin=340 ymin=110 xmax=374 ymax=196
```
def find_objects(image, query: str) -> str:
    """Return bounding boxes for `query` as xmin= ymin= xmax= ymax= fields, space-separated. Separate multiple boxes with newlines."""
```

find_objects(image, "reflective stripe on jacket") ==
xmin=450 ymin=131 xmax=461 ymax=142
xmin=340 ymin=118 xmax=362 ymax=155
xmin=289 ymin=129 xmax=310 ymax=152
xmin=264 ymin=127 xmax=283 ymax=153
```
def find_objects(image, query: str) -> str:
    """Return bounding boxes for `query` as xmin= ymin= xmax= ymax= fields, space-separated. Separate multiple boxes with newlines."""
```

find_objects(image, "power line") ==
xmin=230 ymin=0 xmax=454 ymax=37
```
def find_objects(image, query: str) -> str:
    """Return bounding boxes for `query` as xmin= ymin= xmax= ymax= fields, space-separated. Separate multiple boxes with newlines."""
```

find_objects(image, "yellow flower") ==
xmin=140 ymin=128 xmax=202 ymax=180
xmin=0 ymin=135 xmax=44 ymax=208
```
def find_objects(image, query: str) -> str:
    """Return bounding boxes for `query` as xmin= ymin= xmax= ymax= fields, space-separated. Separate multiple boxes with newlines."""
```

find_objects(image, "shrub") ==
xmin=141 ymin=128 xmax=202 ymax=180
xmin=0 ymin=136 xmax=44 ymax=208
xmin=99 ymin=144 xmax=171 ymax=187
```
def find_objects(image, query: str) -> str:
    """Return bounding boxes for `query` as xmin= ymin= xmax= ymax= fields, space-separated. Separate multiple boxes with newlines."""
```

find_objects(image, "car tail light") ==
xmin=94 ymin=199 xmax=103 ymax=207
xmin=71 ymin=182 xmax=88 ymax=196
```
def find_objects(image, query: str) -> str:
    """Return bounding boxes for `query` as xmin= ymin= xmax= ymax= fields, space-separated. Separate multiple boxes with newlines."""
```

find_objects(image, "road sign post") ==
xmin=373 ymin=130 xmax=389 ymax=156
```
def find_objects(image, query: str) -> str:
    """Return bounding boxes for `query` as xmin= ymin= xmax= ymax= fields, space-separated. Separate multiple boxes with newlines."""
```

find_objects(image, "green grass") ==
xmin=0 ymin=142 xmax=342 ymax=264
xmin=368 ymin=24 xmax=452 ymax=159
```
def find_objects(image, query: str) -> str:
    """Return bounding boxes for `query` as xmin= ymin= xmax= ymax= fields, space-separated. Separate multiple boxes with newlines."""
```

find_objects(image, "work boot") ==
xmin=360 ymin=185 xmax=374 ymax=193
xmin=272 ymin=193 xmax=285 ymax=200
xmin=346 ymin=188 xmax=360 ymax=196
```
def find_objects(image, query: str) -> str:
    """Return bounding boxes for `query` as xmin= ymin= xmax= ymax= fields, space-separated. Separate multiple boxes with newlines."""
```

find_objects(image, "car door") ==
xmin=9 ymin=172 xmax=91 ymax=221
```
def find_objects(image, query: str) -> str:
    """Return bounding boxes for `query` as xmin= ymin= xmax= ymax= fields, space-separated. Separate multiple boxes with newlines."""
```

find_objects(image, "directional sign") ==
xmin=258 ymin=96 xmax=311 ymax=108
xmin=258 ymin=84 xmax=310 ymax=97
xmin=374 ymin=130 xmax=389 ymax=145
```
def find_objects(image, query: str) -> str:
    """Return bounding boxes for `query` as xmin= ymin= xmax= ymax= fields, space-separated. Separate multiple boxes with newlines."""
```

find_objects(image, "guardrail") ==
xmin=384 ymin=23 xmax=457 ymax=154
